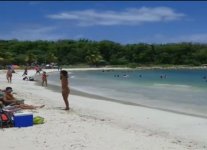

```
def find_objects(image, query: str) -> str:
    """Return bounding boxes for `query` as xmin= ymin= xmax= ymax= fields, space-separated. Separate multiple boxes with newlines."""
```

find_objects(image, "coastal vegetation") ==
xmin=0 ymin=39 xmax=207 ymax=67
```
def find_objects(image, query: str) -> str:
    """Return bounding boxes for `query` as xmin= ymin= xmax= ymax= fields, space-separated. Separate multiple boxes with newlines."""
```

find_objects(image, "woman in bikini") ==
xmin=60 ymin=70 xmax=70 ymax=110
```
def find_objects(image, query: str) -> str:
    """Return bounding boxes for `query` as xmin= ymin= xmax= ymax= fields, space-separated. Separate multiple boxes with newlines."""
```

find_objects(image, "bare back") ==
xmin=7 ymin=69 xmax=12 ymax=77
xmin=61 ymin=77 xmax=69 ymax=92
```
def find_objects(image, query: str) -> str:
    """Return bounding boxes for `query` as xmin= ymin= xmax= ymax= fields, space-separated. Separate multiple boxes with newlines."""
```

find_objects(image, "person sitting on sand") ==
xmin=1 ymin=87 xmax=45 ymax=109
xmin=60 ymin=70 xmax=70 ymax=110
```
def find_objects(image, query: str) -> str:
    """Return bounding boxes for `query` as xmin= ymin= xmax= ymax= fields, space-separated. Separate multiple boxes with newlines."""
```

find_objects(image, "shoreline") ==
xmin=36 ymin=80 xmax=207 ymax=119
xmin=33 ymin=68 xmax=207 ymax=119
xmin=0 ymin=69 xmax=207 ymax=150
xmin=65 ymin=65 xmax=207 ymax=70
xmin=36 ymin=68 xmax=207 ymax=119
xmin=3 ymin=68 xmax=207 ymax=119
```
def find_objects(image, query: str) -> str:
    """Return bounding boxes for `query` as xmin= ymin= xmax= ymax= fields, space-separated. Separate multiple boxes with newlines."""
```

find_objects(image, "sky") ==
xmin=0 ymin=1 xmax=207 ymax=44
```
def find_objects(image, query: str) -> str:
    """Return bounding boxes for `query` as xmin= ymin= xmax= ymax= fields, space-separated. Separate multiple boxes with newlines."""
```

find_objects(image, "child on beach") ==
xmin=42 ymin=71 xmax=48 ymax=87
xmin=6 ymin=67 xmax=13 ymax=83
xmin=60 ymin=70 xmax=70 ymax=110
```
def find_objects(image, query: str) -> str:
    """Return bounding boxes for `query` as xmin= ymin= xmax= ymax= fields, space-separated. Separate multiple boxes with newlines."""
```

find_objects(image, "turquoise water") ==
xmin=48 ymin=69 xmax=207 ymax=118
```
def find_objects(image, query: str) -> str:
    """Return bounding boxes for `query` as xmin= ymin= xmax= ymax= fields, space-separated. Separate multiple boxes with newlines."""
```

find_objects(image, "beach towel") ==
xmin=3 ymin=105 xmax=21 ymax=113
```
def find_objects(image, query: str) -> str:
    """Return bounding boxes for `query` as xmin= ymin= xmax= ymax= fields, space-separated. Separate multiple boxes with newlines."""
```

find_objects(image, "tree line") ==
xmin=0 ymin=39 xmax=207 ymax=67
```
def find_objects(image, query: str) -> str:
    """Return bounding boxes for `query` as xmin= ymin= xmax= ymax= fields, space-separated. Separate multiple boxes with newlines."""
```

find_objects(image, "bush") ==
xmin=127 ymin=63 xmax=137 ymax=68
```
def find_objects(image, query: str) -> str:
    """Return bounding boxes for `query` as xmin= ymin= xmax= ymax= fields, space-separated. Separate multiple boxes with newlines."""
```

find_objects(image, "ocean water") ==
xmin=48 ymin=69 xmax=207 ymax=118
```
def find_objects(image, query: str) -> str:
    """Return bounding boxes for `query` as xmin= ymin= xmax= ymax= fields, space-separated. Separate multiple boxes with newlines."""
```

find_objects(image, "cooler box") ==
xmin=14 ymin=112 xmax=33 ymax=127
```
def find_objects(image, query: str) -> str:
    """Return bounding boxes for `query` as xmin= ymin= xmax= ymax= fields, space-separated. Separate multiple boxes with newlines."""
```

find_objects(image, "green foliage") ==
xmin=0 ymin=40 xmax=206 ymax=67
xmin=127 ymin=63 xmax=137 ymax=68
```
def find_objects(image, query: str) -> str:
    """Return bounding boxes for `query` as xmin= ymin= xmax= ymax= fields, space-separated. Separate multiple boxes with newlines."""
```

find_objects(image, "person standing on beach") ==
xmin=6 ymin=67 xmax=13 ymax=83
xmin=42 ymin=71 xmax=48 ymax=87
xmin=60 ymin=70 xmax=70 ymax=110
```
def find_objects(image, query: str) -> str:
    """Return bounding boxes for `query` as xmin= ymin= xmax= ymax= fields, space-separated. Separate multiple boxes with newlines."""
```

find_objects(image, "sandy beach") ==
xmin=0 ymin=68 xmax=207 ymax=150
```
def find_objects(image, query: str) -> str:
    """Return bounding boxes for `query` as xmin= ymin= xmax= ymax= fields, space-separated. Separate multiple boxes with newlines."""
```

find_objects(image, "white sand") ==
xmin=0 ymin=69 xmax=207 ymax=150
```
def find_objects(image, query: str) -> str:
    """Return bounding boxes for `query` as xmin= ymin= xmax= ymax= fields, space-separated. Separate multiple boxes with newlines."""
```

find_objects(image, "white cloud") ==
xmin=47 ymin=7 xmax=185 ymax=26
xmin=132 ymin=33 xmax=207 ymax=44
xmin=158 ymin=33 xmax=207 ymax=43
xmin=177 ymin=34 xmax=207 ymax=43
xmin=0 ymin=26 xmax=66 ymax=41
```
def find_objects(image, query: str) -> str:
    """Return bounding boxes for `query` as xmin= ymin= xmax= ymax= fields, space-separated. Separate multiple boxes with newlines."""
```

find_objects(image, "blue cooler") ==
xmin=14 ymin=112 xmax=33 ymax=127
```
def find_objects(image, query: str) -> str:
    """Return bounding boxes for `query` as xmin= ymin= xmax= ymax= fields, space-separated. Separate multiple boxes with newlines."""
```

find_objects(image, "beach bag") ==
xmin=33 ymin=116 xmax=44 ymax=125
xmin=0 ymin=109 xmax=14 ymax=128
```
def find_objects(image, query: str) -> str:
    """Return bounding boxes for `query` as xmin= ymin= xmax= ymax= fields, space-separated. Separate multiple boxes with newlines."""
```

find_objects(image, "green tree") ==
xmin=25 ymin=51 xmax=37 ymax=65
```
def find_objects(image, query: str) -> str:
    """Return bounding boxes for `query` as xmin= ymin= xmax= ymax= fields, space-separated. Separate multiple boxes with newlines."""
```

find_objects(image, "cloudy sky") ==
xmin=0 ymin=1 xmax=207 ymax=44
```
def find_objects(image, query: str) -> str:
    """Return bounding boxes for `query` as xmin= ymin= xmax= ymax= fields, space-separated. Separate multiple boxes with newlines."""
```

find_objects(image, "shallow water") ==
xmin=48 ymin=69 xmax=207 ymax=118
